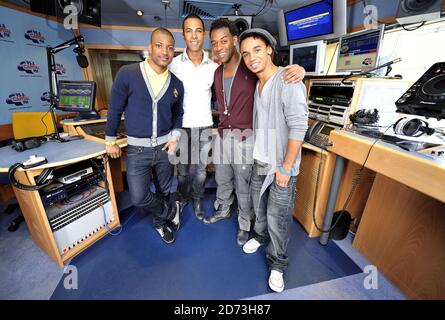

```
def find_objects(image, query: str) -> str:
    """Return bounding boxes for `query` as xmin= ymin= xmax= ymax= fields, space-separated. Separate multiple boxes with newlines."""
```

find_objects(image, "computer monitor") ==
xmin=56 ymin=80 xmax=100 ymax=121
xmin=289 ymin=40 xmax=326 ymax=76
xmin=336 ymin=26 xmax=385 ymax=73
xmin=277 ymin=0 xmax=346 ymax=46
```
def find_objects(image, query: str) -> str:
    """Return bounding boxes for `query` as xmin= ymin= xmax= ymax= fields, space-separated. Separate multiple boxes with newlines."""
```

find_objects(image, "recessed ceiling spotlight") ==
xmin=136 ymin=10 xmax=144 ymax=16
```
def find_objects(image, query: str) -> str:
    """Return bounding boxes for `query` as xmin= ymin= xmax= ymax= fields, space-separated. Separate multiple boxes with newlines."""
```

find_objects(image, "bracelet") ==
xmin=105 ymin=140 xmax=117 ymax=146
xmin=279 ymin=166 xmax=295 ymax=176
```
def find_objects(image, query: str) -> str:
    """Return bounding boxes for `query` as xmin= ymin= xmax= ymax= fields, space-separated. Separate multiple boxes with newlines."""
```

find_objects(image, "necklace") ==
xmin=222 ymin=57 xmax=241 ymax=116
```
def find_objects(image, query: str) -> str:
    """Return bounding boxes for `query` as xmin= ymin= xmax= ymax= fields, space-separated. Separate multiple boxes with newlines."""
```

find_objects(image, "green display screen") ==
xmin=59 ymin=95 xmax=90 ymax=109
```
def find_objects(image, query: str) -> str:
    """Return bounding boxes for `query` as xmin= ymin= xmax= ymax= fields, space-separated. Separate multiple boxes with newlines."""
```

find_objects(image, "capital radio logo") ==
xmin=6 ymin=93 xmax=30 ymax=106
xmin=17 ymin=61 xmax=40 ymax=74
xmin=24 ymin=30 xmax=45 ymax=44
xmin=0 ymin=23 xmax=11 ymax=38
xmin=41 ymin=91 xmax=51 ymax=102
xmin=55 ymin=63 xmax=66 ymax=75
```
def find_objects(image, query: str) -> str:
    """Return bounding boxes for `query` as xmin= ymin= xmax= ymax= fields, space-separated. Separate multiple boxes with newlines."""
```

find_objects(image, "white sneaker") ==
xmin=268 ymin=270 xmax=284 ymax=293
xmin=242 ymin=238 xmax=262 ymax=254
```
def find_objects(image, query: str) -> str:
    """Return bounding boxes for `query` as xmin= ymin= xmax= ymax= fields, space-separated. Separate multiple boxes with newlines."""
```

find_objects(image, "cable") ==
xmin=310 ymin=124 xmax=393 ymax=234
xmin=253 ymin=0 xmax=268 ymax=16
xmin=402 ymin=21 xmax=425 ymax=31
xmin=326 ymin=43 xmax=338 ymax=75
xmin=310 ymin=147 xmax=346 ymax=233
xmin=40 ymin=110 xmax=50 ymax=136
xmin=90 ymin=156 xmax=122 ymax=236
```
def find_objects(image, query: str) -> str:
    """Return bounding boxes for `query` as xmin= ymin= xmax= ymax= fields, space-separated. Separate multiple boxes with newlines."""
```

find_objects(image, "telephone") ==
xmin=304 ymin=121 xmax=337 ymax=149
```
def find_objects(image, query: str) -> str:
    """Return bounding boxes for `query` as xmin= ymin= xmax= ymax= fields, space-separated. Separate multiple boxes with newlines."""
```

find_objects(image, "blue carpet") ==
xmin=50 ymin=192 xmax=361 ymax=300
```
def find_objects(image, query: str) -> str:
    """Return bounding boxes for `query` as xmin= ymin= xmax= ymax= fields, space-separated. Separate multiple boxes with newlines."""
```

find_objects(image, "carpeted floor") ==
xmin=51 ymin=192 xmax=361 ymax=300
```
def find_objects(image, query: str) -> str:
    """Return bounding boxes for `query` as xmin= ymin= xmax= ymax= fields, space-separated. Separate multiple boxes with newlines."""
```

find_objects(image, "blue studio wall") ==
xmin=0 ymin=5 xmax=83 ymax=125
xmin=80 ymin=26 xmax=211 ymax=49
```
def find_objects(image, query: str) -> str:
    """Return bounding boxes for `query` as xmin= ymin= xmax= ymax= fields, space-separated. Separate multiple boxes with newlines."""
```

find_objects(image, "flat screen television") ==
xmin=336 ymin=25 xmax=385 ymax=73
xmin=277 ymin=0 xmax=346 ymax=46
xmin=56 ymin=80 xmax=100 ymax=121
xmin=289 ymin=40 xmax=326 ymax=76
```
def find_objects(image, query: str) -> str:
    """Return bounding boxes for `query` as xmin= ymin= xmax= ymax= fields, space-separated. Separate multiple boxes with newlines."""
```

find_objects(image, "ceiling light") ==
xmin=136 ymin=10 xmax=144 ymax=16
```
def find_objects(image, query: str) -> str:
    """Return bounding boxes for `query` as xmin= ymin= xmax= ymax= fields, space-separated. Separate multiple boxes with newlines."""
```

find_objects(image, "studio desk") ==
xmin=324 ymin=129 xmax=445 ymax=299
xmin=62 ymin=118 xmax=127 ymax=193
xmin=0 ymin=139 xmax=121 ymax=267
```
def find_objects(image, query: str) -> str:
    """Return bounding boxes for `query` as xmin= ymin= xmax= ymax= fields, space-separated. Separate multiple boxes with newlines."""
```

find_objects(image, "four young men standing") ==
xmin=106 ymin=16 xmax=308 ymax=292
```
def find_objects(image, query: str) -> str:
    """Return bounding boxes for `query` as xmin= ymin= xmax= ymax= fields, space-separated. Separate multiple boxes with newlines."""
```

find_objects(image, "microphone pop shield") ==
xmin=76 ymin=53 xmax=89 ymax=68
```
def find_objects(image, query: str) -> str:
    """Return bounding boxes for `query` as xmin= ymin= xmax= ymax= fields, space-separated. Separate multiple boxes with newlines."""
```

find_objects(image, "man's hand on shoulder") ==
xmin=281 ymin=64 xmax=306 ymax=84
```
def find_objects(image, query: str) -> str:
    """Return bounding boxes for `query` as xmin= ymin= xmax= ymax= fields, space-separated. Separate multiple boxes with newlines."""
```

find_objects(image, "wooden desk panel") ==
xmin=328 ymin=130 xmax=445 ymax=299
xmin=354 ymin=174 xmax=445 ymax=299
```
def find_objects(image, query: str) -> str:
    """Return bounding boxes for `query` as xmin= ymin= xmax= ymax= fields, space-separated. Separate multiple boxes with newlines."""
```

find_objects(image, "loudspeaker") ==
xmin=219 ymin=15 xmax=252 ymax=34
xmin=395 ymin=62 xmax=445 ymax=120
xmin=30 ymin=0 xmax=101 ymax=27
xmin=329 ymin=211 xmax=352 ymax=240
xmin=396 ymin=0 xmax=444 ymax=25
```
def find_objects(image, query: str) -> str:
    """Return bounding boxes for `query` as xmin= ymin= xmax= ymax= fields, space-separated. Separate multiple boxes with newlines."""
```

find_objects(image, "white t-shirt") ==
xmin=169 ymin=50 xmax=218 ymax=128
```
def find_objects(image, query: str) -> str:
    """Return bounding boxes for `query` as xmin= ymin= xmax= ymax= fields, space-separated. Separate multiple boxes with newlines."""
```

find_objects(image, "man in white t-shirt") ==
xmin=169 ymin=14 xmax=218 ymax=220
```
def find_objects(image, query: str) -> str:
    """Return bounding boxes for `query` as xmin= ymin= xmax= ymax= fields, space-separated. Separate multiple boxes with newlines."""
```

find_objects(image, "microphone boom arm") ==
xmin=46 ymin=35 xmax=86 ymax=142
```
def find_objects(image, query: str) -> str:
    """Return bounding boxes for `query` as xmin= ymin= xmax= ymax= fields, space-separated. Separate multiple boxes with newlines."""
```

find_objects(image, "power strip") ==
xmin=22 ymin=155 xmax=48 ymax=169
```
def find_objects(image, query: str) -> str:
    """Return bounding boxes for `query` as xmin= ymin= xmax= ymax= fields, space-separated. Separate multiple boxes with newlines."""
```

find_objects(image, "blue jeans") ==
xmin=251 ymin=161 xmax=297 ymax=272
xmin=126 ymin=144 xmax=174 ymax=229
xmin=177 ymin=127 xmax=212 ymax=201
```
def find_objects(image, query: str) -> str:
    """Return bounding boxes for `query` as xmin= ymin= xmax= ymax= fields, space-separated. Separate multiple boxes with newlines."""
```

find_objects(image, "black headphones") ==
xmin=393 ymin=118 xmax=435 ymax=137
xmin=8 ymin=163 xmax=53 ymax=191
xmin=11 ymin=137 xmax=42 ymax=152
xmin=349 ymin=109 xmax=379 ymax=125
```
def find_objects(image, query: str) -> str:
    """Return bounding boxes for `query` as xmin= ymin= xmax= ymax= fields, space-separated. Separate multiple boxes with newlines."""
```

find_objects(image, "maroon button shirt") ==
xmin=213 ymin=59 xmax=257 ymax=139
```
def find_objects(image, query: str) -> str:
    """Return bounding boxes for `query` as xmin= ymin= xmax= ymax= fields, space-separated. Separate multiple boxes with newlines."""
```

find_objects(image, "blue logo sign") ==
xmin=24 ymin=30 xmax=45 ymax=44
xmin=55 ymin=63 xmax=66 ymax=75
xmin=0 ymin=23 xmax=11 ymax=38
xmin=40 ymin=91 xmax=51 ymax=102
xmin=6 ymin=93 xmax=30 ymax=106
xmin=17 ymin=61 xmax=40 ymax=74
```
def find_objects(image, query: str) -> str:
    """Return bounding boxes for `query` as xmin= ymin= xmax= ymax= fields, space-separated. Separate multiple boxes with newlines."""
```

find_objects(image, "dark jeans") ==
xmin=251 ymin=161 xmax=297 ymax=272
xmin=177 ymin=127 xmax=212 ymax=201
xmin=126 ymin=144 xmax=175 ymax=229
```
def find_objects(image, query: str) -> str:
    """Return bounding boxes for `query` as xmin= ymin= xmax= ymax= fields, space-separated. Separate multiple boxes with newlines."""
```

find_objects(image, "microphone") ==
xmin=73 ymin=38 xmax=89 ymax=68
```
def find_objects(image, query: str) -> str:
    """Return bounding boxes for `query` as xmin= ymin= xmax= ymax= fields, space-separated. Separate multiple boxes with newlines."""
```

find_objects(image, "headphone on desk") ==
xmin=11 ymin=137 xmax=43 ymax=152
xmin=8 ymin=163 xmax=53 ymax=191
xmin=393 ymin=118 xmax=435 ymax=137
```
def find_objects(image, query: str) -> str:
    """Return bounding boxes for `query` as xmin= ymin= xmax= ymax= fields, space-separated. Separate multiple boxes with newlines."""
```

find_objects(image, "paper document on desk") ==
xmin=356 ymin=83 xmax=409 ymax=126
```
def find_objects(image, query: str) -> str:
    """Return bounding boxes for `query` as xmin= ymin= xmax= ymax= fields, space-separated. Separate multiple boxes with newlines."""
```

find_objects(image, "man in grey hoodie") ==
xmin=239 ymin=28 xmax=308 ymax=293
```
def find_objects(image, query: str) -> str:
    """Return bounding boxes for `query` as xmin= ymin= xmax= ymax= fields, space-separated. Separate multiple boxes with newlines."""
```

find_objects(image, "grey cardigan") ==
xmin=252 ymin=67 xmax=309 ymax=197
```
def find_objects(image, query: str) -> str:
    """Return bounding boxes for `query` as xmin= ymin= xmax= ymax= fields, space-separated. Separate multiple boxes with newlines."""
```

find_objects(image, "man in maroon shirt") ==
xmin=203 ymin=19 xmax=305 ymax=247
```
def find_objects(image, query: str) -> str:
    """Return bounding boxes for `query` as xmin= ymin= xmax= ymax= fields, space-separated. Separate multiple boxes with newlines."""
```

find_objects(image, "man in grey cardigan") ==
xmin=239 ymin=28 xmax=308 ymax=293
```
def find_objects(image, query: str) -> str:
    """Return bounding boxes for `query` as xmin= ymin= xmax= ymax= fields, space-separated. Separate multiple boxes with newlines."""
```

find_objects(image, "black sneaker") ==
xmin=156 ymin=225 xmax=174 ymax=244
xmin=203 ymin=205 xmax=231 ymax=224
xmin=236 ymin=229 xmax=249 ymax=246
